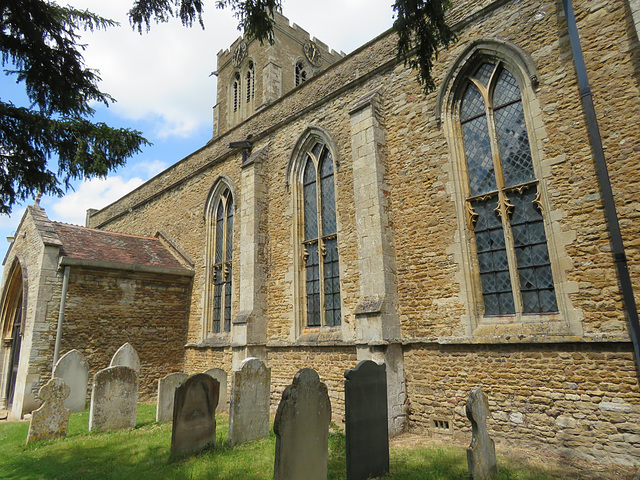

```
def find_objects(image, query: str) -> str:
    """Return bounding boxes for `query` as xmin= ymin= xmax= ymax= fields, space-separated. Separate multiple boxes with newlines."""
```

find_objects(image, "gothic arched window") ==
xmin=300 ymin=142 xmax=340 ymax=327
xmin=233 ymin=72 xmax=241 ymax=112
xmin=246 ymin=61 xmax=255 ymax=103
xmin=459 ymin=61 xmax=557 ymax=316
xmin=205 ymin=185 xmax=234 ymax=334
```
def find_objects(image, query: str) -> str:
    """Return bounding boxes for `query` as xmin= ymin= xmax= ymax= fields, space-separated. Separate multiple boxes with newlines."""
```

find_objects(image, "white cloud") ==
xmin=50 ymin=177 xmax=145 ymax=226
xmin=56 ymin=0 xmax=393 ymax=139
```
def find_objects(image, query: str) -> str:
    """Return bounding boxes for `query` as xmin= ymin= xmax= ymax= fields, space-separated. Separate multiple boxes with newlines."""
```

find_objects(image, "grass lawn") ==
xmin=0 ymin=404 xmax=631 ymax=479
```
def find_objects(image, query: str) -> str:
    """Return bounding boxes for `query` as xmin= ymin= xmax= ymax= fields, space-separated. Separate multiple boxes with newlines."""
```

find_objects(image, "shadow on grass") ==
xmin=0 ymin=405 xmax=591 ymax=480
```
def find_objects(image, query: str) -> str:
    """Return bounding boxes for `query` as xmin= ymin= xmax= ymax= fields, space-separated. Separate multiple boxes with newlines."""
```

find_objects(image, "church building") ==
xmin=2 ymin=0 xmax=640 ymax=466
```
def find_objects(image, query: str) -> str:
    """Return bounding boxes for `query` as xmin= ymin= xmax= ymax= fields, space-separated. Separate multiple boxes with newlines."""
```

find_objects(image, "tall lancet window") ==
xmin=301 ymin=142 xmax=341 ymax=327
xmin=460 ymin=61 xmax=557 ymax=316
xmin=209 ymin=187 xmax=234 ymax=333
xmin=233 ymin=72 xmax=241 ymax=112
xmin=246 ymin=60 xmax=255 ymax=103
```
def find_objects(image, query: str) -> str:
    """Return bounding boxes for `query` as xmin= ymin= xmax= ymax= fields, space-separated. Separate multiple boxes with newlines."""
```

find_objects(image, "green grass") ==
xmin=0 ymin=405 xmax=588 ymax=479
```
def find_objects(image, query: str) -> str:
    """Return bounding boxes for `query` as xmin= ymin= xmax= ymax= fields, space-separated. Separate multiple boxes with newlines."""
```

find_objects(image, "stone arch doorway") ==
xmin=1 ymin=262 xmax=24 ymax=409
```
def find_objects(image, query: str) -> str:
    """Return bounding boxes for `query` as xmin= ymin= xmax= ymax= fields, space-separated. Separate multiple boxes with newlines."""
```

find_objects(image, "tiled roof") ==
xmin=52 ymin=222 xmax=186 ymax=271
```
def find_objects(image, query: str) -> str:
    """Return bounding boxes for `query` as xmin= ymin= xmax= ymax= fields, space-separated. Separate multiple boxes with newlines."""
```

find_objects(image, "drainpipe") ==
xmin=562 ymin=0 xmax=640 ymax=374
xmin=52 ymin=265 xmax=70 ymax=372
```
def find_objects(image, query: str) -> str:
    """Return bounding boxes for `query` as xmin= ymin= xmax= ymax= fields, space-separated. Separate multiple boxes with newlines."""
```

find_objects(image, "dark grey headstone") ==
xmin=274 ymin=368 xmax=331 ymax=480
xmin=171 ymin=373 xmax=219 ymax=458
xmin=466 ymin=388 xmax=497 ymax=479
xmin=344 ymin=360 xmax=389 ymax=480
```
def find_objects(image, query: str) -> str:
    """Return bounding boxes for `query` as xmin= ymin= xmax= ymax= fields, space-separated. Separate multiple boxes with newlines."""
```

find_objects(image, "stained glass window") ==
xmin=460 ymin=62 xmax=557 ymax=317
xmin=209 ymin=188 xmax=234 ymax=333
xmin=301 ymin=142 xmax=341 ymax=327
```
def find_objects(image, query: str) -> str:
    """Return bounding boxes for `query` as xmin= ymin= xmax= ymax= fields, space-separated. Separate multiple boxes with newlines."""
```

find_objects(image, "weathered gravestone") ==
xmin=274 ymin=368 xmax=331 ymax=480
xmin=52 ymin=349 xmax=89 ymax=412
xmin=228 ymin=357 xmax=271 ymax=445
xmin=109 ymin=342 xmax=141 ymax=372
xmin=26 ymin=378 xmax=70 ymax=444
xmin=171 ymin=373 xmax=220 ymax=457
xmin=344 ymin=360 xmax=389 ymax=480
xmin=203 ymin=367 xmax=228 ymax=411
xmin=89 ymin=366 xmax=138 ymax=432
xmin=156 ymin=372 xmax=189 ymax=423
xmin=466 ymin=388 xmax=497 ymax=480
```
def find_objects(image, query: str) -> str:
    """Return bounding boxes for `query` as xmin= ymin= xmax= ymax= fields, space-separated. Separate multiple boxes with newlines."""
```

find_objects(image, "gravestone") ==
xmin=171 ymin=373 xmax=220 ymax=457
xmin=274 ymin=368 xmax=331 ymax=480
xmin=344 ymin=360 xmax=389 ymax=480
xmin=109 ymin=342 xmax=141 ymax=372
xmin=228 ymin=357 xmax=271 ymax=445
xmin=26 ymin=378 xmax=70 ymax=444
xmin=88 ymin=366 xmax=138 ymax=432
xmin=466 ymin=388 xmax=497 ymax=479
xmin=203 ymin=367 xmax=228 ymax=411
xmin=156 ymin=372 xmax=189 ymax=423
xmin=52 ymin=349 xmax=89 ymax=412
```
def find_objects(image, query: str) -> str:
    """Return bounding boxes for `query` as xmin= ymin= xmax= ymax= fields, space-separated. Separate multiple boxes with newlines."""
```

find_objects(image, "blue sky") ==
xmin=0 ymin=0 xmax=394 ymax=251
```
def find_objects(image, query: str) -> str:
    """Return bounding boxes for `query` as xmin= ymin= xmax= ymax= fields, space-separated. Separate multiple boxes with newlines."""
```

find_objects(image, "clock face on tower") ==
xmin=303 ymin=41 xmax=322 ymax=67
xmin=232 ymin=41 xmax=247 ymax=67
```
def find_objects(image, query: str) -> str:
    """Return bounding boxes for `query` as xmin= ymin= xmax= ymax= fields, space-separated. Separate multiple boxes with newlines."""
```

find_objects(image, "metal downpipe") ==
xmin=562 ymin=0 xmax=640 ymax=374
xmin=52 ymin=265 xmax=70 ymax=371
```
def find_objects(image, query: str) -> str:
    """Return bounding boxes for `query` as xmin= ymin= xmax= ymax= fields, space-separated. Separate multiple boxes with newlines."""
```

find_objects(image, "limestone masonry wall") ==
xmin=404 ymin=342 xmax=640 ymax=465
xmin=80 ymin=0 xmax=640 ymax=465
xmin=60 ymin=268 xmax=190 ymax=401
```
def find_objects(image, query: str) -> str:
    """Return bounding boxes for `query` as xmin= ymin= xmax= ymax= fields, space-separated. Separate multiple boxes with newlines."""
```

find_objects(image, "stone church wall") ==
xmin=60 ymin=267 xmax=191 ymax=401
xmin=85 ymin=0 xmax=640 ymax=464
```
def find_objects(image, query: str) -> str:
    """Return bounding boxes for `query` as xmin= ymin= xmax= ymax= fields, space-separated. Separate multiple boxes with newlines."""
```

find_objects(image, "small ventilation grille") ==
xmin=432 ymin=417 xmax=452 ymax=434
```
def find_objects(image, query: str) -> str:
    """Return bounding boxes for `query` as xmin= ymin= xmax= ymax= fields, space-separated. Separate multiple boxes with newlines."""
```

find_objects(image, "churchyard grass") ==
xmin=0 ymin=404 xmax=604 ymax=479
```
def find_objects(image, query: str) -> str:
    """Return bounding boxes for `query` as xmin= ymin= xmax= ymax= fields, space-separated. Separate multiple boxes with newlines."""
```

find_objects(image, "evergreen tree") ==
xmin=1 ymin=0 xmax=149 ymax=214
xmin=129 ymin=0 xmax=455 ymax=93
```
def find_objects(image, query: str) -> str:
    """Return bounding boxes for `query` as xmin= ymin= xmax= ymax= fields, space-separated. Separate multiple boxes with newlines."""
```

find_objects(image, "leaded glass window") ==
xmin=301 ymin=142 xmax=341 ymax=327
xmin=209 ymin=188 xmax=234 ymax=333
xmin=460 ymin=62 xmax=557 ymax=316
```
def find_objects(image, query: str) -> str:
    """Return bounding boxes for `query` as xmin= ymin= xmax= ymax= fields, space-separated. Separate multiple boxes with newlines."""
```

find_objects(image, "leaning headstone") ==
xmin=344 ymin=360 xmax=389 ymax=480
xmin=171 ymin=373 xmax=219 ymax=457
xmin=228 ymin=357 xmax=271 ymax=445
xmin=26 ymin=378 xmax=70 ymax=444
xmin=109 ymin=342 xmax=141 ymax=372
xmin=466 ymin=388 xmax=497 ymax=480
xmin=274 ymin=368 xmax=331 ymax=480
xmin=203 ymin=367 xmax=228 ymax=411
xmin=52 ymin=349 xmax=89 ymax=412
xmin=88 ymin=366 xmax=138 ymax=432
xmin=156 ymin=372 xmax=189 ymax=423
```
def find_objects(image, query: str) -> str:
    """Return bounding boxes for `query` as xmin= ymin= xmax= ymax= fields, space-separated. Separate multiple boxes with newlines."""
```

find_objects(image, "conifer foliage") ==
xmin=128 ymin=0 xmax=455 ymax=93
xmin=0 ymin=0 xmax=149 ymax=214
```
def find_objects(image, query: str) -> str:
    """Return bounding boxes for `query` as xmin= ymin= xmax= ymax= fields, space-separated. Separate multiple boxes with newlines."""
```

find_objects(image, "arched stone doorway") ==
xmin=1 ymin=262 xmax=24 ymax=409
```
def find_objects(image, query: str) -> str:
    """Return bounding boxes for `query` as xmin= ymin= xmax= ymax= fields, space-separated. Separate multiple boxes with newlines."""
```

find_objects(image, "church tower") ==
xmin=212 ymin=12 xmax=344 ymax=137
